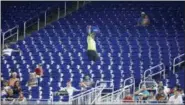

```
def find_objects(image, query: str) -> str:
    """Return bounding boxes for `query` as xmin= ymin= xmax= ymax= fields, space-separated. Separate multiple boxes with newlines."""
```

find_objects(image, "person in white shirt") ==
xmin=168 ymin=89 xmax=183 ymax=104
xmin=27 ymin=73 xmax=38 ymax=87
xmin=15 ymin=92 xmax=27 ymax=104
xmin=54 ymin=81 xmax=81 ymax=98
xmin=1 ymin=80 xmax=11 ymax=96
xmin=2 ymin=45 xmax=21 ymax=56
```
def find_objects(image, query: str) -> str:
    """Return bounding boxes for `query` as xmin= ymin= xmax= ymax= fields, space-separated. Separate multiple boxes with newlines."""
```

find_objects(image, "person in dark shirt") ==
xmin=156 ymin=88 xmax=167 ymax=103
xmin=157 ymin=81 xmax=164 ymax=91
xmin=13 ymin=81 xmax=22 ymax=96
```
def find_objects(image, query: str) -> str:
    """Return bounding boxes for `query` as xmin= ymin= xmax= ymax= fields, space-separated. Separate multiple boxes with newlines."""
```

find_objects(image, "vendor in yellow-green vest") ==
xmin=86 ymin=25 xmax=99 ymax=62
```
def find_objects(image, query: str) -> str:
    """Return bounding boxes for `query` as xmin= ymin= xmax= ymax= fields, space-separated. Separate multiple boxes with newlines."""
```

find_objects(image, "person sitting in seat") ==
xmin=137 ymin=12 xmax=150 ymax=27
xmin=12 ymin=81 xmax=22 ymax=96
xmin=15 ymin=91 xmax=27 ymax=105
xmin=80 ymin=75 xmax=94 ymax=90
xmin=8 ymin=72 xmax=19 ymax=87
xmin=27 ymin=73 xmax=38 ymax=87
xmin=34 ymin=64 xmax=44 ymax=77
xmin=54 ymin=81 xmax=81 ymax=98
xmin=5 ymin=88 xmax=16 ymax=101
xmin=123 ymin=90 xmax=134 ymax=103
xmin=157 ymin=81 xmax=164 ymax=91
xmin=147 ymin=91 xmax=157 ymax=103
xmin=145 ymin=76 xmax=157 ymax=90
xmin=168 ymin=88 xmax=183 ymax=104
xmin=134 ymin=85 xmax=150 ymax=102
xmin=1 ymin=80 xmax=11 ymax=97
xmin=156 ymin=88 xmax=167 ymax=103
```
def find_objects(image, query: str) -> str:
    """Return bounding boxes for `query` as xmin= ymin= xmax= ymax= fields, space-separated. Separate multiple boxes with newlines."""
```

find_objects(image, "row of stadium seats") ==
xmin=1 ymin=1 xmax=64 ymax=32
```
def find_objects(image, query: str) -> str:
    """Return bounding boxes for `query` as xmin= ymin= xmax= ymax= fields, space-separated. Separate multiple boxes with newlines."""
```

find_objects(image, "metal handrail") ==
xmin=98 ymin=77 xmax=135 ymax=103
xmin=98 ymin=85 xmax=135 ymax=104
xmin=69 ymin=80 xmax=112 ymax=104
xmin=173 ymin=53 xmax=185 ymax=73
xmin=95 ymin=80 xmax=114 ymax=88
xmin=1 ymin=98 xmax=53 ymax=104
xmin=144 ymin=63 xmax=165 ymax=81
xmin=69 ymin=85 xmax=104 ymax=104
xmin=70 ymin=87 xmax=95 ymax=100
xmin=91 ymin=85 xmax=106 ymax=104
xmin=123 ymin=77 xmax=135 ymax=87
xmin=70 ymin=85 xmax=103 ymax=100
xmin=2 ymin=1 xmax=88 ymax=49
xmin=98 ymin=100 xmax=184 ymax=104
xmin=139 ymin=80 xmax=158 ymax=91
xmin=2 ymin=25 xmax=19 ymax=49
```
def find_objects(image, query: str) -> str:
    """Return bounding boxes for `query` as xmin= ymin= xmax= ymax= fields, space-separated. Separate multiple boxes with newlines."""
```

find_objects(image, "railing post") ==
xmin=17 ymin=26 xmax=19 ymax=41
xmin=2 ymin=33 xmax=5 ymax=49
xmin=76 ymin=1 xmax=79 ymax=10
xmin=83 ymin=1 xmax=85 ymax=6
xmin=173 ymin=54 xmax=185 ymax=73
xmin=173 ymin=58 xmax=175 ymax=74
xmin=44 ymin=11 xmax=47 ymax=26
xmin=24 ymin=22 xmax=26 ymax=38
xmin=37 ymin=18 xmax=40 ymax=31
xmin=58 ymin=7 xmax=60 ymax=19
xmin=64 ymin=1 xmax=67 ymax=16
xmin=51 ymin=93 xmax=53 ymax=105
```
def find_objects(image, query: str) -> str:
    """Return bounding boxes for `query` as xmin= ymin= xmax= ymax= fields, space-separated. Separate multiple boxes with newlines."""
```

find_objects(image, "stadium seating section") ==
xmin=1 ymin=1 xmax=185 ymax=101
xmin=1 ymin=1 xmax=63 ymax=32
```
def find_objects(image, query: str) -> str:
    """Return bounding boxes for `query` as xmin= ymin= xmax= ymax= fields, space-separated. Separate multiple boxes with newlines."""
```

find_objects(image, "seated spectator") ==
xmin=1 ymin=80 xmax=11 ymax=97
xmin=54 ymin=81 xmax=81 ymax=98
xmin=3 ymin=44 xmax=21 ymax=56
xmin=157 ymin=81 xmax=164 ymax=91
xmin=1 ymin=88 xmax=17 ymax=104
xmin=179 ymin=89 xmax=184 ymax=97
xmin=137 ymin=12 xmax=150 ymax=27
xmin=156 ymin=88 xmax=167 ymax=103
xmin=134 ymin=85 xmax=150 ymax=102
xmin=168 ymin=88 xmax=183 ymax=104
xmin=123 ymin=90 xmax=134 ymax=103
xmin=79 ymin=75 xmax=94 ymax=90
xmin=8 ymin=72 xmax=19 ymax=87
xmin=163 ymin=86 xmax=170 ymax=97
xmin=34 ymin=64 xmax=44 ymax=77
xmin=168 ymin=85 xmax=180 ymax=97
xmin=28 ymin=73 xmax=38 ymax=87
xmin=12 ymin=81 xmax=22 ymax=96
xmin=15 ymin=91 xmax=27 ymax=104
xmin=142 ymin=15 xmax=150 ymax=26
xmin=5 ymin=88 xmax=16 ymax=101
xmin=147 ymin=91 xmax=157 ymax=103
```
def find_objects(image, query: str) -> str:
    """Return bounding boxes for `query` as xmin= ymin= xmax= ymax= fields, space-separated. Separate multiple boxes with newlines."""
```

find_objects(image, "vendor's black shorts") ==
xmin=87 ymin=50 xmax=99 ymax=61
